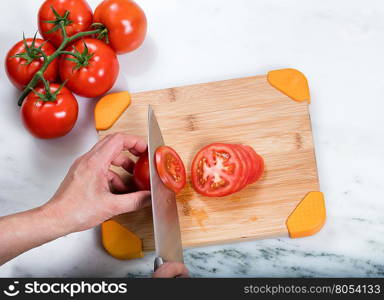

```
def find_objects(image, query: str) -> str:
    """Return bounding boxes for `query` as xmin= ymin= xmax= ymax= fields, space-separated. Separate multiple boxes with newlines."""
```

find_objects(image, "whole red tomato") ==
xmin=133 ymin=153 xmax=150 ymax=191
xmin=59 ymin=38 xmax=119 ymax=98
xmin=94 ymin=0 xmax=147 ymax=54
xmin=5 ymin=38 xmax=58 ymax=90
xmin=38 ymin=0 xmax=93 ymax=47
xmin=21 ymin=83 xmax=78 ymax=139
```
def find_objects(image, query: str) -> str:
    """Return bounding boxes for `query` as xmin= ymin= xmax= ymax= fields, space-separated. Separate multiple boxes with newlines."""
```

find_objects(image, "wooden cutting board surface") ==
xmin=98 ymin=73 xmax=319 ymax=251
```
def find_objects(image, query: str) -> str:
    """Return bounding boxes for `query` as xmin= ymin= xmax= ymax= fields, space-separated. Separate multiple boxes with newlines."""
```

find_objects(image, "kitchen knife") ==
xmin=147 ymin=105 xmax=184 ymax=271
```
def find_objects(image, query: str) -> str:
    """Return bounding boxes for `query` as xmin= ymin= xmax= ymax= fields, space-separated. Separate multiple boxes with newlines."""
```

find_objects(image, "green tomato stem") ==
xmin=17 ymin=23 xmax=102 ymax=106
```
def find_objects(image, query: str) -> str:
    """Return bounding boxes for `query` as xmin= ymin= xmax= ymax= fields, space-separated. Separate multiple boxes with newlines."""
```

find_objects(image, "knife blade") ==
xmin=147 ymin=105 xmax=184 ymax=270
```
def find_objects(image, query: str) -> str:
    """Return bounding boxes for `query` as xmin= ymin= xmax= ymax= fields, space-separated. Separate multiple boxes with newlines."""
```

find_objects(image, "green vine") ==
xmin=31 ymin=74 xmax=67 ymax=102
xmin=12 ymin=33 xmax=47 ymax=65
xmin=60 ymin=43 xmax=94 ymax=71
xmin=17 ymin=8 xmax=106 ymax=106
xmin=43 ymin=6 xmax=73 ymax=34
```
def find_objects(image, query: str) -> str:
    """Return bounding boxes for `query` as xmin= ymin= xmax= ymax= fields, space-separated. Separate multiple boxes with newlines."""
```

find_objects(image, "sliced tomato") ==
xmin=191 ymin=143 xmax=244 ymax=197
xmin=231 ymin=144 xmax=250 ymax=192
xmin=242 ymin=145 xmax=264 ymax=184
xmin=236 ymin=144 xmax=257 ymax=185
xmin=155 ymin=146 xmax=186 ymax=193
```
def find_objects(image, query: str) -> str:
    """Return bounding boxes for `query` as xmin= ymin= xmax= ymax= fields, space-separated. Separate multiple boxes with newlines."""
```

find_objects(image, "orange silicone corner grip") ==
xmin=267 ymin=68 xmax=310 ymax=103
xmin=94 ymin=91 xmax=131 ymax=131
xmin=286 ymin=191 xmax=325 ymax=238
xmin=101 ymin=220 xmax=144 ymax=260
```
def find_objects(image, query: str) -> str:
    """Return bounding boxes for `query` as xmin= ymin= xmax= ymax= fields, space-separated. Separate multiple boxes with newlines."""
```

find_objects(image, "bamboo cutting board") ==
xmin=98 ymin=69 xmax=324 ymax=251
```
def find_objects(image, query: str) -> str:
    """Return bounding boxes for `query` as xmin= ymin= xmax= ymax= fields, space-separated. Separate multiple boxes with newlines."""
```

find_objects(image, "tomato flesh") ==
xmin=231 ymin=145 xmax=250 ymax=192
xmin=191 ymin=143 xmax=243 ymax=197
xmin=243 ymin=145 xmax=264 ymax=183
xmin=191 ymin=143 xmax=264 ymax=197
xmin=155 ymin=146 xmax=186 ymax=194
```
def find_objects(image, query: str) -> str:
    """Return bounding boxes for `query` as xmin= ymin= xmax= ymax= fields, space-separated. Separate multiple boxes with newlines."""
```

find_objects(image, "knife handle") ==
xmin=154 ymin=256 xmax=164 ymax=271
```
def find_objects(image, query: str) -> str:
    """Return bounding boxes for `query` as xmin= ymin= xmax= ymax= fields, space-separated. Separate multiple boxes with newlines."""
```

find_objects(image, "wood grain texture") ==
xmin=98 ymin=75 xmax=319 ymax=251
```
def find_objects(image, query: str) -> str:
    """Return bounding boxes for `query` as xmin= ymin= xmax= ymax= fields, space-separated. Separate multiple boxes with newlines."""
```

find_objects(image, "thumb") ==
xmin=153 ymin=262 xmax=189 ymax=278
xmin=110 ymin=191 xmax=151 ymax=214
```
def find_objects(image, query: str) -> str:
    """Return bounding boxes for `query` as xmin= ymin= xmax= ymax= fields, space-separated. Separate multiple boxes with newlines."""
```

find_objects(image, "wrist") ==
xmin=38 ymin=200 xmax=74 ymax=238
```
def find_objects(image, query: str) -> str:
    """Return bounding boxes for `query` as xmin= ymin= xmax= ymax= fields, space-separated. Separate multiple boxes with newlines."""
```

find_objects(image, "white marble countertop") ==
xmin=0 ymin=0 xmax=383 ymax=277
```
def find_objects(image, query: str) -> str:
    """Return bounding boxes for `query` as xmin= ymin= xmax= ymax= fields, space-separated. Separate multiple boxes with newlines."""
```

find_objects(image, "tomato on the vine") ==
xmin=38 ymin=0 xmax=93 ymax=48
xmin=21 ymin=83 xmax=78 ymax=139
xmin=5 ymin=38 xmax=58 ymax=90
xmin=59 ymin=38 xmax=119 ymax=98
xmin=94 ymin=0 xmax=147 ymax=54
xmin=155 ymin=146 xmax=186 ymax=194
xmin=133 ymin=153 xmax=150 ymax=191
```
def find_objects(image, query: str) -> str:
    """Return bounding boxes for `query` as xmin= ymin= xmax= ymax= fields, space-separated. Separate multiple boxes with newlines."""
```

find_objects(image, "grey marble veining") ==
xmin=1 ymin=0 xmax=384 ymax=277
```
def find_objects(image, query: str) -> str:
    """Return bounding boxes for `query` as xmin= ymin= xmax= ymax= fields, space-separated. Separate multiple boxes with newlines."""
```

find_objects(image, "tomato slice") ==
xmin=242 ymin=145 xmax=264 ymax=184
xmin=155 ymin=146 xmax=186 ymax=193
xmin=236 ymin=144 xmax=256 ymax=186
xmin=231 ymin=144 xmax=250 ymax=192
xmin=191 ymin=143 xmax=244 ymax=197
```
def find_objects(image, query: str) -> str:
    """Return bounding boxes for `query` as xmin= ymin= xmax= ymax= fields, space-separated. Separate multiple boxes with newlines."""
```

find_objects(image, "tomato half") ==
xmin=133 ymin=153 xmax=150 ymax=191
xmin=191 ymin=143 xmax=244 ymax=197
xmin=94 ymin=0 xmax=147 ymax=54
xmin=155 ymin=146 xmax=186 ymax=193
xmin=21 ymin=84 xmax=78 ymax=139
xmin=5 ymin=38 xmax=58 ymax=90
xmin=38 ymin=0 xmax=93 ymax=47
xmin=59 ymin=38 xmax=119 ymax=98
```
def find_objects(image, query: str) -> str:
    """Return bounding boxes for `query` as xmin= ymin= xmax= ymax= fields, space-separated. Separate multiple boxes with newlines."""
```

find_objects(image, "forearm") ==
xmin=0 ymin=133 xmax=151 ymax=267
xmin=0 ymin=204 xmax=70 ymax=266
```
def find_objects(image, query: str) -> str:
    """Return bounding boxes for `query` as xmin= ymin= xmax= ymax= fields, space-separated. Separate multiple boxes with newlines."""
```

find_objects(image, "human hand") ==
xmin=152 ymin=262 xmax=189 ymax=278
xmin=43 ymin=133 xmax=151 ymax=235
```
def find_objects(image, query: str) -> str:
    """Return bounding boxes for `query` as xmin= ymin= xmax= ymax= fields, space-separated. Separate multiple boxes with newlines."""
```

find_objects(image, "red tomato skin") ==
xmin=133 ymin=153 xmax=150 ymax=191
xmin=231 ymin=145 xmax=250 ymax=192
xmin=243 ymin=145 xmax=264 ymax=184
xmin=191 ymin=143 xmax=244 ymax=197
xmin=21 ymin=84 xmax=78 ymax=139
xmin=253 ymin=154 xmax=264 ymax=182
xmin=155 ymin=146 xmax=186 ymax=194
xmin=5 ymin=39 xmax=58 ymax=90
xmin=38 ymin=0 xmax=93 ymax=47
xmin=239 ymin=145 xmax=258 ymax=184
xmin=59 ymin=39 xmax=119 ymax=98
xmin=94 ymin=0 xmax=147 ymax=54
